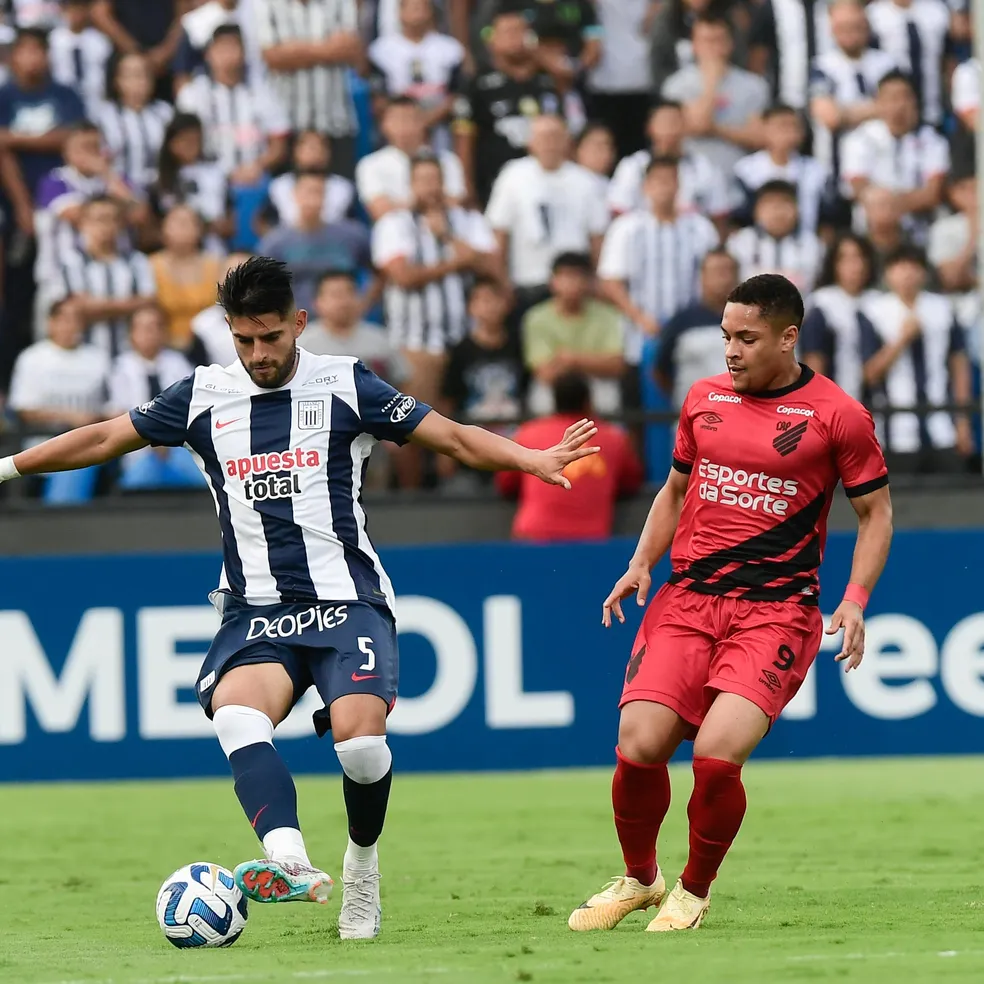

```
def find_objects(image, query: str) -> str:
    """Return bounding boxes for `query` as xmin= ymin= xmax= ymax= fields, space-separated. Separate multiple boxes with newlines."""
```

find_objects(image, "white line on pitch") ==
xmin=787 ymin=950 xmax=984 ymax=963
xmin=47 ymin=967 xmax=450 ymax=984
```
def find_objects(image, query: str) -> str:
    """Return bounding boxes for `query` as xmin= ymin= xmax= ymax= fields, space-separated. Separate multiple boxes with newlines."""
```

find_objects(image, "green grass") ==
xmin=2 ymin=758 xmax=984 ymax=984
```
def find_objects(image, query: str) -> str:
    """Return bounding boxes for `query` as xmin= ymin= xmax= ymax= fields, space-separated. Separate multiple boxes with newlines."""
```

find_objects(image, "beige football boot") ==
xmin=645 ymin=879 xmax=710 ymax=932
xmin=568 ymin=869 xmax=667 ymax=931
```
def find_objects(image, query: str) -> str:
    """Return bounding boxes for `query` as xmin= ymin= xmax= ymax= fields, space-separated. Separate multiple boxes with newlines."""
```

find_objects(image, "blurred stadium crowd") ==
xmin=0 ymin=0 xmax=978 ymax=517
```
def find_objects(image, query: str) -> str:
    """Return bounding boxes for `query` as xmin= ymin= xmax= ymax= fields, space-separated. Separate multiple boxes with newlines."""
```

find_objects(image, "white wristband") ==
xmin=0 ymin=455 xmax=21 ymax=482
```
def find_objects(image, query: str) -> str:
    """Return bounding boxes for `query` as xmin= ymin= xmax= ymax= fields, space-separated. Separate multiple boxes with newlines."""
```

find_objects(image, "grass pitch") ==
xmin=2 ymin=757 xmax=984 ymax=984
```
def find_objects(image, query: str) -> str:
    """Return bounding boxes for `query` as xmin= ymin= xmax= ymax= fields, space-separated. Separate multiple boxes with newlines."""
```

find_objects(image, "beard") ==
xmin=245 ymin=343 xmax=299 ymax=389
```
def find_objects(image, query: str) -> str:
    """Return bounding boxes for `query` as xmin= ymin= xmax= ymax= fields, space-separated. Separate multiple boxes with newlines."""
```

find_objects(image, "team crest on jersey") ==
xmin=297 ymin=400 xmax=324 ymax=430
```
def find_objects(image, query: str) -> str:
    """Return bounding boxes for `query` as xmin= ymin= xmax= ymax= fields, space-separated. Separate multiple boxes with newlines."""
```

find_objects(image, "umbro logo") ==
xmin=773 ymin=420 xmax=808 ymax=456
xmin=758 ymin=668 xmax=782 ymax=694
xmin=700 ymin=411 xmax=723 ymax=431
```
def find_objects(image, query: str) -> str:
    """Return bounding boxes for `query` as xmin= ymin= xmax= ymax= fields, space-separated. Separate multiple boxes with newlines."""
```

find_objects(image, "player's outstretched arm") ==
xmin=409 ymin=411 xmax=600 ymax=489
xmin=825 ymin=484 xmax=893 ymax=672
xmin=0 ymin=413 xmax=150 ymax=483
xmin=602 ymin=466 xmax=689 ymax=627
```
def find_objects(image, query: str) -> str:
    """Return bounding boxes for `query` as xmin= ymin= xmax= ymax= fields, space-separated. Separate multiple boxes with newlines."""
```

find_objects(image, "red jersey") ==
xmin=669 ymin=365 xmax=888 ymax=606
xmin=497 ymin=414 xmax=643 ymax=542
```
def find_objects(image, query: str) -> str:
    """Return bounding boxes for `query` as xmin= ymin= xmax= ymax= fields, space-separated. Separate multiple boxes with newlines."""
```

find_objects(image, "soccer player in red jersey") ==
xmin=568 ymin=274 xmax=893 ymax=933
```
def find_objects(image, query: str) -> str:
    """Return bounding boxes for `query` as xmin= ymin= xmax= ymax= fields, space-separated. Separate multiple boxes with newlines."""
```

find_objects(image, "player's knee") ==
xmin=617 ymin=717 xmax=665 ymax=765
xmin=212 ymin=704 xmax=275 ymax=759
xmin=334 ymin=734 xmax=392 ymax=785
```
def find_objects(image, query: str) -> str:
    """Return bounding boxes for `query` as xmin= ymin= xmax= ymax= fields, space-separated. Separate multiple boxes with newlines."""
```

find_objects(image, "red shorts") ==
xmin=620 ymin=584 xmax=822 ymax=733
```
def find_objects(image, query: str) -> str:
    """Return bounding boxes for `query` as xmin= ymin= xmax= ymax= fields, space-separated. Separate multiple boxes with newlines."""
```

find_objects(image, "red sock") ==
xmin=681 ymin=756 xmax=746 ymax=899
xmin=612 ymin=747 xmax=671 ymax=887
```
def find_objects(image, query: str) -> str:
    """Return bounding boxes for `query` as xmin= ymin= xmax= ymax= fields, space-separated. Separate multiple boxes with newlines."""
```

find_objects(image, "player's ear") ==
xmin=294 ymin=309 xmax=308 ymax=338
xmin=780 ymin=324 xmax=798 ymax=353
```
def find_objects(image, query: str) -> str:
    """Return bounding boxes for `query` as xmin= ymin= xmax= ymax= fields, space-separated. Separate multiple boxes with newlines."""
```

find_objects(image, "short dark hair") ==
xmin=575 ymin=120 xmax=613 ymax=149
xmin=645 ymin=154 xmax=680 ymax=176
xmin=649 ymin=99 xmax=684 ymax=117
xmin=67 ymin=120 xmax=102 ymax=137
xmin=551 ymin=252 xmax=593 ymax=275
xmin=693 ymin=12 xmax=732 ymax=34
xmin=878 ymin=69 xmax=916 ymax=94
xmin=553 ymin=371 xmax=591 ymax=415
xmin=755 ymin=179 xmax=798 ymax=204
xmin=884 ymin=243 xmax=928 ymax=270
xmin=130 ymin=301 xmax=167 ymax=328
xmin=317 ymin=268 xmax=357 ymax=290
xmin=219 ymin=256 xmax=295 ymax=320
xmin=470 ymin=274 xmax=501 ymax=292
xmin=727 ymin=274 xmax=805 ymax=330
xmin=702 ymin=246 xmax=739 ymax=272
xmin=15 ymin=27 xmax=49 ymax=49
xmin=209 ymin=24 xmax=244 ymax=45
xmin=817 ymin=232 xmax=876 ymax=290
xmin=410 ymin=149 xmax=441 ymax=174
xmin=49 ymin=296 xmax=77 ymax=319
xmin=82 ymin=194 xmax=120 ymax=213
xmin=763 ymin=102 xmax=799 ymax=121
xmin=386 ymin=95 xmax=420 ymax=112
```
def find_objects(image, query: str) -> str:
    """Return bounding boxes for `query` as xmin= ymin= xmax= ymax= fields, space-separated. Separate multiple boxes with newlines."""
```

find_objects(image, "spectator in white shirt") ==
xmin=174 ymin=0 xmax=263 ymax=92
xmin=951 ymin=56 xmax=979 ymax=131
xmin=300 ymin=269 xmax=404 ymax=382
xmin=841 ymin=69 xmax=949 ymax=238
xmin=373 ymin=151 xmax=498 ymax=486
xmin=733 ymin=103 xmax=832 ymax=233
xmin=108 ymin=303 xmax=203 ymax=490
xmin=862 ymin=244 xmax=973 ymax=471
xmin=486 ymin=114 xmax=609 ymax=312
xmin=607 ymin=100 xmax=732 ymax=223
xmin=8 ymin=296 xmax=110 ymax=504
xmin=49 ymin=0 xmax=112 ymax=119
xmin=809 ymin=0 xmax=898 ymax=180
xmin=257 ymin=130 xmax=355 ymax=237
xmin=866 ymin=0 xmax=951 ymax=126
xmin=175 ymin=24 xmax=290 ymax=185
xmin=598 ymin=155 xmax=720 ymax=369
xmin=367 ymin=0 xmax=465 ymax=152
xmin=355 ymin=95 xmax=465 ymax=220
xmin=928 ymin=167 xmax=977 ymax=300
xmin=800 ymin=231 xmax=880 ymax=399
xmin=861 ymin=184 xmax=906 ymax=281
xmin=727 ymin=180 xmax=826 ymax=294
xmin=660 ymin=13 xmax=770 ymax=175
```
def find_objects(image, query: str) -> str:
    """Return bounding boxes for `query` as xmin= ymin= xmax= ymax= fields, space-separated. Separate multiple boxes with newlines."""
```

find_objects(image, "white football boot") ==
xmin=338 ymin=857 xmax=382 ymax=940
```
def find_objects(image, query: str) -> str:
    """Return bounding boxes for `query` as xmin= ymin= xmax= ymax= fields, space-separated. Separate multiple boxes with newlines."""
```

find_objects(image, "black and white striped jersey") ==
xmin=96 ymin=100 xmax=175 ymax=190
xmin=176 ymin=74 xmax=291 ymax=174
xmin=128 ymin=350 xmax=432 ymax=610
xmin=254 ymin=0 xmax=359 ymax=136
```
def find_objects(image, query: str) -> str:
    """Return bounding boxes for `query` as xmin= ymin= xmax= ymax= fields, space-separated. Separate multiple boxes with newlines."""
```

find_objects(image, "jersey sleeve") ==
xmin=128 ymin=373 xmax=196 ymax=447
xmin=830 ymin=398 xmax=889 ymax=497
xmin=672 ymin=386 xmax=699 ymax=473
xmin=597 ymin=215 xmax=633 ymax=280
xmin=353 ymin=360 xmax=432 ymax=444
xmin=607 ymin=155 xmax=640 ymax=214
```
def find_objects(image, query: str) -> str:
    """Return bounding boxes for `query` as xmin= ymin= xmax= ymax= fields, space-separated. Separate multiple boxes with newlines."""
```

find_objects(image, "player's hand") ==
xmin=528 ymin=418 xmax=600 ymax=489
xmin=826 ymin=600 xmax=865 ymax=671
xmin=602 ymin=563 xmax=652 ymax=628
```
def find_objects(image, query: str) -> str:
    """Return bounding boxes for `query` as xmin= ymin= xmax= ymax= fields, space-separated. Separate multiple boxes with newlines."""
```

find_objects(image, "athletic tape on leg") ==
xmin=213 ymin=704 xmax=275 ymax=758
xmin=334 ymin=735 xmax=392 ymax=785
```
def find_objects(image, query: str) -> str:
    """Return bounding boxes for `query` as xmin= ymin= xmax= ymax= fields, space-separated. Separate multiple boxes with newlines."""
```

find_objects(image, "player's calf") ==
xmin=334 ymin=731 xmax=392 ymax=940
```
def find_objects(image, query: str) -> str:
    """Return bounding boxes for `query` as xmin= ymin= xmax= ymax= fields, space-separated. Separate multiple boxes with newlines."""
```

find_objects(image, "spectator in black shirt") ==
xmin=441 ymin=276 xmax=526 ymax=483
xmin=92 ymin=0 xmax=184 ymax=98
xmin=451 ymin=3 xmax=563 ymax=205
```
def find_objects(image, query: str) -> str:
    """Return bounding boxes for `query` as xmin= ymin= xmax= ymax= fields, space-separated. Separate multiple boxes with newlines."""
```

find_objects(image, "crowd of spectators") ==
xmin=0 ymin=0 xmax=977 ymax=526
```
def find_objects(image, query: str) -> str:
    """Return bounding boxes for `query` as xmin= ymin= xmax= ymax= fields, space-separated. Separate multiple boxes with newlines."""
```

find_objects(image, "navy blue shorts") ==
xmin=196 ymin=594 xmax=399 ymax=737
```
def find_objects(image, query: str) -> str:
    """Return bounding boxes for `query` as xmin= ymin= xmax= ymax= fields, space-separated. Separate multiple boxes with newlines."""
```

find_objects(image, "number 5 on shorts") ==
xmin=358 ymin=636 xmax=375 ymax=672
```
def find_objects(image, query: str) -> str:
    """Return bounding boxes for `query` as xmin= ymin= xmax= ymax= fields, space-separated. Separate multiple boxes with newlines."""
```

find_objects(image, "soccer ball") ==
xmin=156 ymin=862 xmax=248 ymax=948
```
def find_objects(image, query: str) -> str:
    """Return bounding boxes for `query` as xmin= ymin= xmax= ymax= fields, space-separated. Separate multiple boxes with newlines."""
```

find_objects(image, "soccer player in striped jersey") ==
xmin=0 ymin=256 xmax=600 ymax=940
xmin=567 ymin=274 xmax=893 ymax=933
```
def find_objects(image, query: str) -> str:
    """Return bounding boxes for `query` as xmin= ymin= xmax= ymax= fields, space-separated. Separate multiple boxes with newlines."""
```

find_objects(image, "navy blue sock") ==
xmin=343 ymin=768 xmax=393 ymax=847
xmin=229 ymin=741 xmax=300 ymax=842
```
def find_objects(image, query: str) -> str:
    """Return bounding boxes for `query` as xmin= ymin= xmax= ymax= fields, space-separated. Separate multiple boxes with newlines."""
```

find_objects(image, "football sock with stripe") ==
xmin=213 ymin=704 xmax=310 ymax=865
xmin=612 ymin=747 xmax=671 ymax=887
xmin=681 ymin=756 xmax=746 ymax=899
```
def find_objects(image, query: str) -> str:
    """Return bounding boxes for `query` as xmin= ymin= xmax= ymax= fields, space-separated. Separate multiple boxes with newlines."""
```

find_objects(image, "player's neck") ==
xmin=755 ymin=360 xmax=803 ymax=395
